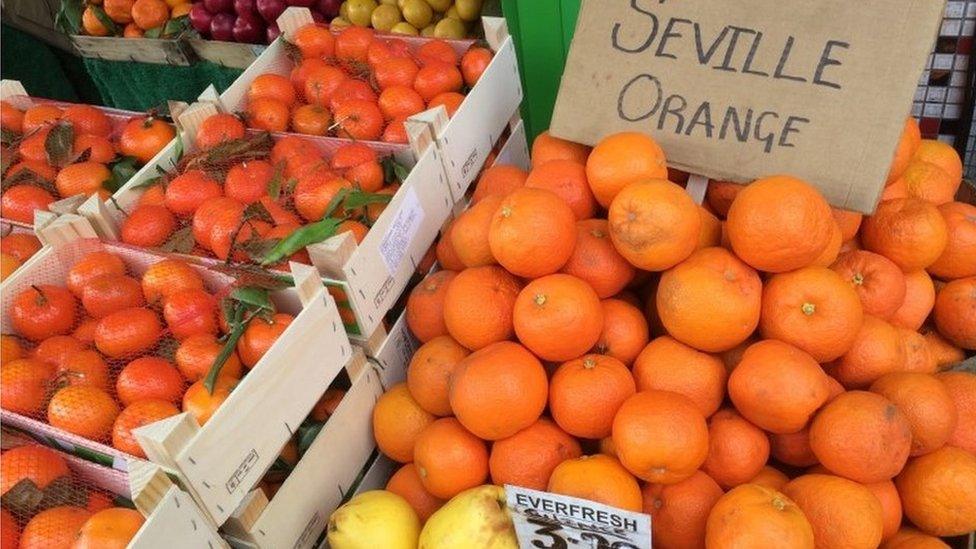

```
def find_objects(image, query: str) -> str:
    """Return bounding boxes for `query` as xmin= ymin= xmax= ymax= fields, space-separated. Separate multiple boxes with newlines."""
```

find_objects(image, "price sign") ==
xmin=505 ymin=485 xmax=651 ymax=549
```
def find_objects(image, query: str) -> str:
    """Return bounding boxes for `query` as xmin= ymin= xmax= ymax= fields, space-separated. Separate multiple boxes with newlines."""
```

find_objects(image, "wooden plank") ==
xmin=188 ymin=39 xmax=266 ymax=69
xmin=130 ymin=485 xmax=229 ymax=549
xmin=366 ymin=310 xmax=417 ymax=389
xmin=70 ymin=35 xmax=195 ymax=66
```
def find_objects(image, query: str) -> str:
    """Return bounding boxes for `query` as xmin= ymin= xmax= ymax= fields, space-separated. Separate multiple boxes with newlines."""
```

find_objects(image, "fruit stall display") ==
xmin=0 ymin=436 xmax=225 ymax=546
xmin=0 ymin=81 xmax=176 ymax=226
xmin=324 ymin=119 xmax=976 ymax=547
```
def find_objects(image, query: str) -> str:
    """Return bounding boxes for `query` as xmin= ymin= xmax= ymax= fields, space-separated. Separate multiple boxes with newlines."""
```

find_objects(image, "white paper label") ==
xmin=379 ymin=186 xmax=424 ymax=275
xmin=505 ymin=486 xmax=652 ymax=549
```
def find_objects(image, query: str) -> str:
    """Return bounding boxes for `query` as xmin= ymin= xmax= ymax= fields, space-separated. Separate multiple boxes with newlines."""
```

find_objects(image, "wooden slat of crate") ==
xmin=188 ymin=39 xmax=266 ymax=70
xmin=71 ymin=35 xmax=196 ymax=66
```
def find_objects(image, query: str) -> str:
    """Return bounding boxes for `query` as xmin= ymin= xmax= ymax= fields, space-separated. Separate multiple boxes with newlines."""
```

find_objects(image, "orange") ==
xmin=449 ymin=341 xmax=548 ymax=440
xmin=333 ymin=99 xmax=384 ymax=141
xmin=377 ymin=85 xmax=425 ymax=120
xmin=435 ymin=223 xmax=466 ymax=272
xmin=592 ymin=298 xmax=648 ymax=366
xmin=809 ymin=391 xmax=912 ymax=483
xmin=416 ymin=40 xmax=457 ymax=66
xmin=929 ymin=201 xmax=976 ymax=279
xmin=73 ymin=507 xmax=145 ymax=549
xmin=21 ymin=104 xmax=63 ymax=132
xmin=74 ymin=133 xmax=117 ymax=164
xmin=248 ymin=73 xmax=297 ymax=107
xmin=881 ymin=528 xmax=951 ymax=549
xmin=195 ymin=113 xmax=246 ymax=151
xmin=924 ymin=328 xmax=966 ymax=369
xmin=47 ymin=385 xmax=120 ymax=441
xmin=104 ymin=0 xmax=134 ymax=22
xmin=896 ymin=160 xmax=959 ymax=205
xmin=488 ymin=187 xmax=577 ymax=278
xmin=372 ymin=383 xmax=435 ymax=463
xmin=116 ymin=356 xmax=185 ymax=406
xmin=748 ymin=466 xmax=790 ymax=491
xmin=607 ymin=180 xmax=700 ymax=271
xmin=120 ymin=204 xmax=176 ymax=248
xmin=20 ymin=506 xmax=93 ymax=548
xmin=162 ymin=288 xmax=217 ymax=340
xmin=932 ymin=277 xmax=976 ymax=350
xmin=895 ymin=446 xmax=976 ymax=536
xmin=386 ymin=463 xmax=445 ymax=522
xmin=246 ymin=97 xmax=290 ymax=132
xmin=726 ymin=175 xmax=834 ymax=273
xmin=782 ymin=474 xmax=884 ymax=549
xmin=0 ymin=444 xmax=70 ymax=495
xmin=223 ymin=159 xmax=274 ymax=205
xmin=864 ymin=480 xmax=903 ymax=542
xmin=831 ymin=250 xmax=907 ymax=320
xmin=470 ymin=165 xmax=527 ymax=204
xmin=94 ymin=307 xmax=163 ymax=358
xmin=373 ymin=57 xmax=419 ymax=90
xmin=413 ymin=62 xmax=462 ymax=101
xmin=549 ymin=354 xmax=634 ymax=439
xmin=63 ymin=105 xmax=112 ymax=137
xmin=33 ymin=335 xmax=85 ymax=368
xmin=705 ymin=180 xmax=744 ymax=218
xmin=524 ymin=159 xmax=595 ymax=220
xmin=585 ymin=132 xmax=667 ymax=207
xmin=427 ymin=91 xmax=464 ymax=117
xmin=0 ymin=100 xmax=24 ymax=132
xmin=488 ymin=418 xmax=582 ymax=491
xmin=406 ymin=335 xmax=469 ymax=416
xmin=532 ymin=130 xmax=590 ymax=167
xmin=450 ymin=194 xmax=502 ymax=267
xmin=131 ymin=0 xmax=168 ymax=29
xmin=697 ymin=206 xmax=723 ymax=251
xmin=81 ymin=274 xmax=145 ymax=318
xmin=898 ymin=327 xmax=937 ymax=374
xmin=118 ymin=116 xmax=174 ymax=164
xmin=547 ymin=454 xmax=642 ymax=512
xmin=612 ymin=390 xmax=708 ymax=484
xmin=705 ymin=484 xmax=815 ymax=549
xmin=770 ymin=428 xmax=818 ymax=467
xmin=1 ymin=359 xmax=55 ymax=415
xmin=832 ymin=207 xmax=864 ymax=241
xmin=728 ymin=340 xmax=830 ymax=434
xmin=58 ymin=350 xmax=111 ymax=391
xmin=913 ymin=138 xmax=963 ymax=187
xmin=0 ymin=508 xmax=18 ymax=548
xmin=632 ymin=336 xmax=727 ymax=417
xmin=237 ymin=313 xmax=293 ymax=367
xmin=289 ymin=104 xmax=331 ymax=136
xmin=405 ymin=270 xmax=456 ymax=343
xmin=937 ymin=371 xmax=976 ymax=454
xmin=560 ymin=218 xmax=635 ymax=298
xmin=460 ymin=46 xmax=491 ymax=86
xmin=702 ymin=409 xmax=770 ymax=489
xmin=55 ymin=161 xmax=112 ymax=199
xmin=181 ymin=376 xmax=237 ymax=426
xmin=861 ymin=198 xmax=949 ymax=271
xmin=294 ymin=24 xmax=335 ymax=59
xmin=112 ymin=399 xmax=180 ymax=457
xmin=657 ymin=247 xmax=761 ymax=352
xmin=870 ymin=372 xmax=957 ymax=456
xmin=829 ymin=315 xmax=905 ymax=389
xmin=642 ymin=470 xmax=723 ymax=549
xmin=890 ymin=269 xmax=935 ymax=330
xmin=334 ymin=26 xmax=375 ymax=62
xmin=140 ymin=258 xmax=204 ymax=304
xmin=512 ymin=274 xmax=603 ymax=362
xmin=1 ymin=185 xmax=56 ymax=224
xmin=760 ymin=266 xmax=864 ymax=362
xmin=442 ymin=265 xmax=521 ymax=350
xmin=886 ymin=117 xmax=922 ymax=183
xmin=1 ymin=232 xmax=42 ymax=263
xmin=165 ymin=169 xmax=222 ymax=216
xmin=10 ymin=284 xmax=78 ymax=341
xmin=413 ymin=418 xmax=488 ymax=499
xmin=1 ymin=334 xmax=25 ymax=365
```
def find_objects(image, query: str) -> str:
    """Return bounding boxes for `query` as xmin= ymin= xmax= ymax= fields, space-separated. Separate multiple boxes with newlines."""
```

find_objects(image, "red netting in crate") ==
xmin=0 ymin=434 xmax=143 ymax=548
xmin=0 ymin=97 xmax=175 ymax=225
xmin=115 ymin=121 xmax=404 ymax=271
xmin=239 ymin=24 xmax=491 ymax=143
xmin=1 ymin=239 xmax=294 ymax=460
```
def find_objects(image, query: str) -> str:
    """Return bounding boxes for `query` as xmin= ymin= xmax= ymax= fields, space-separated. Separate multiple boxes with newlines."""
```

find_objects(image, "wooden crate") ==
xmin=221 ymin=317 xmax=416 ymax=549
xmin=70 ymin=35 xmax=196 ymax=66
xmin=188 ymin=39 xmax=267 ymax=70
xmin=0 ymin=236 xmax=353 ymax=527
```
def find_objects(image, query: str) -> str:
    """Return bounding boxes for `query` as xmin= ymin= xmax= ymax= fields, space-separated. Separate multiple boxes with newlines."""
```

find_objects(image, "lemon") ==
xmin=425 ymin=0 xmax=452 ymax=13
xmin=444 ymin=5 xmax=460 ymax=19
xmin=390 ymin=21 xmax=419 ymax=35
xmin=346 ymin=0 xmax=378 ymax=26
xmin=371 ymin=4 xmax=402 ymax=30
xmin=331 ymin=16 xmax=352 ymax=30
xmin=433 ymin=16 xmax=465 ymax=39
xmin=419 ymin=485 xmax=518 ymax=549
xmin=339 ymin=1 xmax=349 ymax=19
xmin=328 ymin=490 xmax=420 ymax=549
xmin=401 ymin=0 xmax=432 ymax=28
xmin=454 ymin=0 xmax=481 ymax=21
xmin=420 ymin=24 xmax=436 ymax=36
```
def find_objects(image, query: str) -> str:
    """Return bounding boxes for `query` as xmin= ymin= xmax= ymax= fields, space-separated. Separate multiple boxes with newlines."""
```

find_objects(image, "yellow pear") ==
xmin=327 ymin=490 xmax=420 ymax=549
xmin=419 ymin=485 xmax=518 ymax=549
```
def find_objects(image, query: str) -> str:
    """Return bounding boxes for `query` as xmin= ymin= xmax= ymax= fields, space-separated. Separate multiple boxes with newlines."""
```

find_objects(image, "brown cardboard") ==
xmin=550 ymin=0 xmax=946 ymax=213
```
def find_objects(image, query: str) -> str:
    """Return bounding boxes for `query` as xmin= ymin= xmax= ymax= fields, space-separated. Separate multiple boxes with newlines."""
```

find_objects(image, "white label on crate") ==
xmin=505 ymin=485 xmax=652 ymax=549
xmin=379 ymin=186 xmax=424 ymax=275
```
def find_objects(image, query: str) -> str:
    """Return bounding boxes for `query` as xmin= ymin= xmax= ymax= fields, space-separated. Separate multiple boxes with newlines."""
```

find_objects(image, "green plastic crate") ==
xmin=501 ymin=0 xmax=580 ymax=143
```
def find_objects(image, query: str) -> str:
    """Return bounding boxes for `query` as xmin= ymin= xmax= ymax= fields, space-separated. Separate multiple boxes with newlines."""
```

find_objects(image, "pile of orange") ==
xmin=238 ymin=24 xmax=492 ymax=142
xmin=0 ymin=247 xmax=293 ymax=457
xmin=375 ymin=121 xmax=976 ymax=546
xmin=0 ymin=230 xmax=43 ymax=282
xmin=80 ymin=0 xmax=191 ymax=38
xmin=0 ymin=100 xmax=175 ymax=224
xmin=0 ymin=444 xmax=145 ymax=547
xmin=118 ymin=112 xmax=399 ymax=270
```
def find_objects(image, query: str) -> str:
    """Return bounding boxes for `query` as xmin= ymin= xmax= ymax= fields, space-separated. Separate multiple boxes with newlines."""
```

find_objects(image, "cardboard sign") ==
xmin=550 ymin=0 xmax=945 ymax=213
xmin=506 ymin=485 xmax=652 ymax=548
